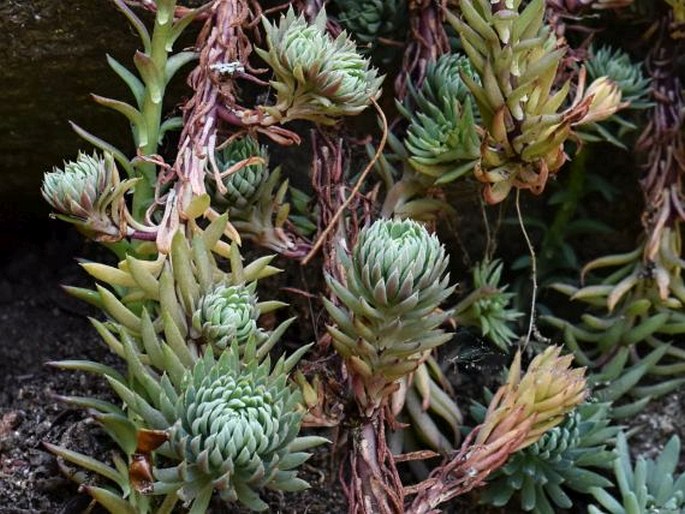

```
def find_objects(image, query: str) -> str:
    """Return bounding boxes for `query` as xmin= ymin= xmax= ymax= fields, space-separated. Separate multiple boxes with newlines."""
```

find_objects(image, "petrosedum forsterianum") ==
xmin=325 ymin=219 xmax=455 ymax=413
xmin=42 ymin=151 xmax=137 ymax=241
xmin=45 ymin=296 xmax=315 ymax=513
xmin=477 ymin=401 xmax=617 ymax=514
xmin=581 ymin=45 xmax=651 ymax=148
xmin=155 ymin=347 xmax=327 ymax=512
xmin=334 ymin=0 xmax=408 ymax=53
xmin=447 ymin=0 xmax=624 ymax=203
xmin=208 ymin=136 xmax=269 ymax=209
xmin=589 ymin=432 xmax=685 ymax=514
xmin=398 ymin=53 xmax=481 ymax=185
xmin=407 ymin=346 xmax=588 ymax=510
xmin=256 ymin=8 xmax=384 ymax=125
xmin=453 ymin=259 xmax=522 ymax=351
xmin=192 ymin=282 xmax=265 ymax=350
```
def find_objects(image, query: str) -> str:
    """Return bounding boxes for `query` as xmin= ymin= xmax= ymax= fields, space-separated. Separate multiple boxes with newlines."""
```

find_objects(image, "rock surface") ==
xmin=1 ymin=0 xmax=140 ymax=228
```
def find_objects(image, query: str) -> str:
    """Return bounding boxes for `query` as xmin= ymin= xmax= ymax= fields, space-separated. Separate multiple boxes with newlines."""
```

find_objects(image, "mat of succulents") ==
xmin=4 ymin=0 xmax=685 ymax=513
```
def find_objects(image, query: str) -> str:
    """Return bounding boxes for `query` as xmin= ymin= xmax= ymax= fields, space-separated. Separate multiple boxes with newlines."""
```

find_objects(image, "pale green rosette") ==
xmin=192 ymin=283 xmax=263 ymax=350
xmin=155 ymin=347 xmax=327 ymax=512
xmin=257 ymin=8 xmax=384 ymax=125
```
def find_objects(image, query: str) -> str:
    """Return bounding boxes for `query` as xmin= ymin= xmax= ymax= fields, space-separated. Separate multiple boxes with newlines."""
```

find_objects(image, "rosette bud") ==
xmin=574 ymin=76 xmax=626 ymax=126
xmin=209 ymin=137 xmax=269 ymax=209
xmin=42 ymin=152 xmax=107 ymax=219
xmin=416 ymin=53 xmax=476 ymax=108
xmin=400 ymin=54 xmax=480 ymax=184
xmin=478 ymin=346 xmax=587 ymax=452
xmin=156 ymin=347 xmax=327 ymax=512
xmin=256 ymin=8 xmax=384 ymax=125
xmin=41 ymin=152 xmax=134 ymax=241
xmin=325 ymin=219 xmax=455 ymax=413
xmin=335 ymin=0 xmax=408 ymax=57
xmin=351 ymin=218 xmax=451 ymax=312
xmin=192 ymin=283 xmax=264 ymax=350
xmin=579 ymin=45 xmax=650 ymax=147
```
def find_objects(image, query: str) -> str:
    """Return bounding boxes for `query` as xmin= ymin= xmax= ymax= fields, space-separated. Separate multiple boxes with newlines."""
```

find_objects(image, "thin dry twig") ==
xmin=515 ymin=189 xmax=538 ymax=349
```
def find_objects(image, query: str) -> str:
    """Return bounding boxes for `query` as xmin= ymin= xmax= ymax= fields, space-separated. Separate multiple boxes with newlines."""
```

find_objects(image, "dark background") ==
xmin=1 ymin=0 xmax=160 ymax=252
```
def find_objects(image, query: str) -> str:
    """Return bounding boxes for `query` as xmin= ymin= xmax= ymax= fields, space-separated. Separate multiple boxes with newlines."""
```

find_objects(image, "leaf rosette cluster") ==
xmin=325 ymin=219 xmax=454 ymax=412
xmin=478 ymin=401 xmax=617 ymax=514
xmin=42 ymin=152 xmax=136 ymax=241
xmin=155 ymin=347 xmax=326 ymax=512
xmin=193 ymin=283 xmax=265 ymax=350
xmin=257 ymin=8 xmax=384 ymax=125
xmin=399 ymin=53 xmax=481 ymax=185
xmin=208 ymin=136 xmax=269 ymax=209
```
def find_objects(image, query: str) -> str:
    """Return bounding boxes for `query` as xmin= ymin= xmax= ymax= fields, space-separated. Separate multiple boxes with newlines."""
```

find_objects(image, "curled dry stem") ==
xmin=302 ymin=98 xmax=388 ymax=265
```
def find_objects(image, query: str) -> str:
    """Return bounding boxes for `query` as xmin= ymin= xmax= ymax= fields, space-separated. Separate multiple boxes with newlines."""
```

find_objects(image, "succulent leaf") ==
xmin=192 ymin=283 xmax=265 ymax=350
xmin=256 ymin=8 xmax=384 ymax=125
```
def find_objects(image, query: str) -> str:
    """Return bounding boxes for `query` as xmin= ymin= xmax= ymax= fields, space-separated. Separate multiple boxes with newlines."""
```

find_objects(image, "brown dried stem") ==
xmin=395 ymin=0 xmax=450 ymax=99
xmin=302 ymin=98 xmax=388 ymax=266
xmin=636 ymin=12 xmax=685 ymax=259
xmin=345 ymin=411 xmax=405 ymax=514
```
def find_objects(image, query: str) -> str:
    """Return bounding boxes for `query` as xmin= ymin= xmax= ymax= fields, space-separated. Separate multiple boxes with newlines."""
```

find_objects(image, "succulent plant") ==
xmin=42 ymin=152 xmax=136 ymax=241
xmin=454 ymin=259 xmax=522 ymax=351
xmin=447 ymin=0 xmax=624 ymax=203
xmin=154 ymin=346 xmax=327 ymax=512
xmin=334 ymin=0 xmax=408 ymax=52
xmin=256 ymin=8 xmax=384 ymax=125
xmin=208 ymin=137 xmax=269 ymax=209
xmin=50 ymin=338 xmax=323 ymax=513
xmin=192 ymin=282 xmax=265 ymax=350
xmin=407 ymin=346 xmax=588 ymax=509
xmin=589 ymin=431 xmax=685 ymax=514
xmin=477 ymin=401 xmax=617 ymax=514
xmin=580 ymin=45 xmax=651 ymax=147
xmin=398 ymin=53 xmax=481 ymax=184
xmin=543 ymin=224 xmax=685 ymax=400
xmin=476 ymin=347 xmax=588 ymax=453
xmin=70 ymin=218 xmax=286 ymax=375
xmin=325 ymin=218 xmax=455 ymax=413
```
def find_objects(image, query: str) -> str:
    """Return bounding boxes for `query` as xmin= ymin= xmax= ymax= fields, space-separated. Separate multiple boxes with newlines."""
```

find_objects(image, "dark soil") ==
xmin=0 ymin=228 xmax=113 ymax=513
